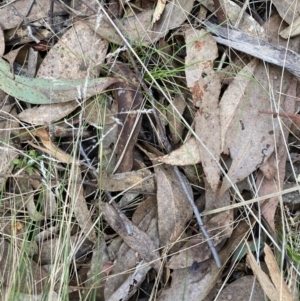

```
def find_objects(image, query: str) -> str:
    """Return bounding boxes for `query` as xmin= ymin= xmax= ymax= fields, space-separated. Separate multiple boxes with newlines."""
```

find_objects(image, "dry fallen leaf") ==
xmin=157 ymin=137 xmax=201 ymax=165
xmin=155 ymin=164 xmax=193 ymax=247
xmin=184 ymin=26 xmax=221 ymax=192
xmin=100 ymin=169 xmax=155 ymax=192
xmin=158 ymin=219 xmax=252 ymax=301
xmin=217 ymin=276 xmax=265 ymax=301
xmin=19 ymin=21 xmax=109 ymax=125
xmin=87 ymin=0 xmax=194 ymax=45
xmin=101 ymin=202 xmax=161 ymax=272
xmin=112 ymin=62 xmax=143 ymax=173
xmin=167 ymin=210 xmax=233 ymax=269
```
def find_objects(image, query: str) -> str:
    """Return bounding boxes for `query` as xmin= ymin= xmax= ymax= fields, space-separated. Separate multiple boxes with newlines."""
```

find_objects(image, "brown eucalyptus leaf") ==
xmin=217 ymin=276 xmax=265 ymax=301
xmin=67 ymin=165 xmax=97 ymax=243
xmin=219 ymin=61 xmax=290 ymax=195
xmin=166 ymin=95 xmax=186 ymax=144
xmin=104 ymin=199 xmax=158 ymax=300
xmin=256 ymin=76 xmax=297 ymax=230
xmin=101 ymin=202 xmax=160 ymax=272
xmin=201 ymin=0 xmax=265 ymax=38
xmin=264 ymin=244 xmax=294 ymax=301
xmin=158 ymin=219 xmax=252 ymax=301
xmin=0 ymin=0 xmax=65 ymax=30
xmin=100 ymin=169 xmax=155 ymax=192
xmin=0 ymin=103 xmax=18 ymax=190
xmin=246 ymin=243 xmax=278 ymax=301
xmin=0 ymin=240 xmax=48 ymax=294
xmin=220 ymin=58 xmax=259 ymax=153
xmin=155 ymin=165 xmax=193 ymax=247
xmin=167 ymin=210 xmax=233 ymax=269
xmin=18 ymin=101 xmax=78 ymax=125
xmin=18 ymin=21 xmax=109 ymax=125
xmin=184 ymin=26 xmax=221 ymax=192
xmin=112 ymin=62 xmax=143 ymax=173
xmin=158 ymin=137 xmax=202 ymax=165
xmin=271 ymin=0 xmax=300 ymax=25
xmin=87 ymin=0 xmax=194 ymax=45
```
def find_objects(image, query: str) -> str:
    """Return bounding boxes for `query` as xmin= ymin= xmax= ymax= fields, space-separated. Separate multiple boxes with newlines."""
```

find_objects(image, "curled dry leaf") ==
xmin=87 ymin=0 xmax=194 ymax=45
xmin=112 ymin=62 xmax=143 ymax=173
xmin=101 ymin=202 xmax=161 ymax=271
xmin=158 ymin=137 xmax=201 ymax=165
xmin=31 ymin=128 xmax=79 ymax=164
xmin=100 ymin=169 xmax=155 ymax=192
xmin=184 ymin=26 xmax=221 ymax=192
xmin=155 ymin=165 xmax=193 ymax=247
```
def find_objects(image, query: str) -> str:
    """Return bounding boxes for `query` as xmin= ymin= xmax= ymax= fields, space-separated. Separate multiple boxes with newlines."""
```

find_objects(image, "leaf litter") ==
xmin=0 ymin=0 xmax=300 ymax=300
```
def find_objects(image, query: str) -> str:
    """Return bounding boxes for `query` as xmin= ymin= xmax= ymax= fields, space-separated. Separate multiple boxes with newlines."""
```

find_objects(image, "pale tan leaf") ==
xmin=217 ymin=276 xmax=265 ymax=301
xmin=18 ymin=101 xmax=79 ymax=125
xmin=166 ymin=95 xmax=186 ymax=144
xmin=0 ymin=0 xmax=65 ymax=30
xmin=271 ymin=0 xmax=300 ymax=25
xmin=87 ymin=0 xmax=194 ymax=45
xmin=280 ymin=17 xmax=300 ymax=38
xmin=155 ymin=165 xmax=193 ymax=247
xmin=100 ymin=169 xmax=155 ymax=192
xmin=220 ymin=62 xmax=290 ymax=195
xmin=158 ymin=219 xmax=252 ymax=301
xmin=104 ymin=198 xmax=157 ymax=299
xmin=250 ymin=16 xmax=300 ymax=229
xmin=246 ymin=243 xmax=278 ymax=301
xmin=31 ymin=128 xmax=79 ymax=164
xmin=184 ymin=26 xmax=221 ymax=192
xmin=158 ymin=137 xmax=201 ymax=165
xmin=220 ymin=58 xmax=259 ymax=153
xmin=201 ymin=0 xmax=265 ymax=37
xmin=19 ymin=21 xmax=109 ymax=125
xmin=68 ymin=165 xmax=97 ymax=243
xmin=167 ymin=210 xmax=233 ymax=269
xmin=152 ymin=0 xmax=167 ymax=24
xmin=102 ymin=202 xmax=161 ymax=272
xmin=264 ymin=244 xmax=294 ymax=301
